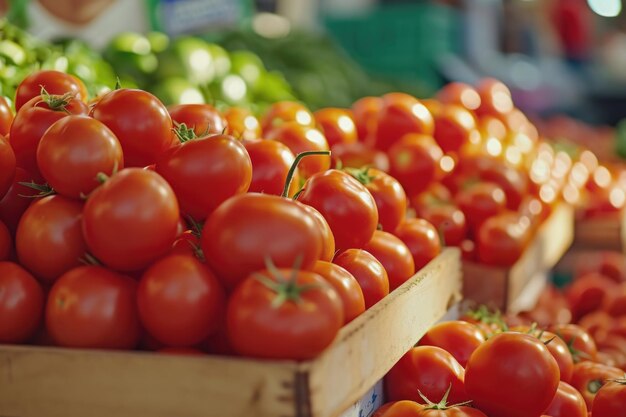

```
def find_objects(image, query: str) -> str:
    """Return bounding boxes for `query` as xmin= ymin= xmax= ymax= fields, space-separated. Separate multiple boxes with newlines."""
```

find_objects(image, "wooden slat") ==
xmin=572 ymin=209 xmax=626 ymax=252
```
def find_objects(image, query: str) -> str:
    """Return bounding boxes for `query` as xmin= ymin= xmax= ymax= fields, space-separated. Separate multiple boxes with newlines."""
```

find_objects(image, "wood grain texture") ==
xmin=572 ymin=209 xmax=626 ymax=252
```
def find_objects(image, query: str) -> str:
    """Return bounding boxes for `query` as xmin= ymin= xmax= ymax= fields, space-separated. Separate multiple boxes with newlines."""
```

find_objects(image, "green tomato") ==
xmin=207 ymin=74 xmax=248 ymax=105
xmin=229 ymin=50 xmax=266 ymax=91
xmin=151 ymin=77 xmax=205 ymax=106
xmin=147 ymin=32 xmax=169 ymax=54
xmin=156 ymin=37 xmax=216 ymax=85
xmin=206 ymin=44 xmax=231 ymax=78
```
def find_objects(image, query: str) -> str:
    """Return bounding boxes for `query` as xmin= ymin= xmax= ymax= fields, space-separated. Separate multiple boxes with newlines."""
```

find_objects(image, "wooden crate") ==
xmin=0 ymin=249 xmax=462 ymax=417
xmin=462 ymin=204 xmax=574 ymax=313
xmin=572 ymin=209 xmax=626 ymax=252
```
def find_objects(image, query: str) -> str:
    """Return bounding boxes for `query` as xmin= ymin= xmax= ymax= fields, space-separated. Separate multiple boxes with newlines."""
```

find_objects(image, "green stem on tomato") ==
xmin=281 ymin=150 xmax=331 ymax=198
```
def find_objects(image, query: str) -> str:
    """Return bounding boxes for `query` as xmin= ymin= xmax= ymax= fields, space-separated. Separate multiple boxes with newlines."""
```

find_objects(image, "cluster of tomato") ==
xmin=374 ymin=308 xmax=625 ymax=417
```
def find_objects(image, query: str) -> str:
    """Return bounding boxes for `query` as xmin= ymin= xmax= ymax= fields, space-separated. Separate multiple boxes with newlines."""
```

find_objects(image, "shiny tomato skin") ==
xmin=333 ymin=248 xmax=389 ymax=309
xmin=385 ymin=346 xmax=469 ymax=405
xmin=223 ymin=107 xmax=261 ymax=140
xmin=375 ymin=93 xmax=434 ymax=151
xmin=372 ymin=401 xmax=424 ymax=417
xmin=82 ymin=168 xmax=180 ymax=272
xmin=156 ymin=134 xmax=252 ymax=220
xmin=0 ymin=168 xmax=39 ymax=235
xmin=15 ymin=70 xmax=87 ymax=111
xmin=0 ymin=96 xmax=14 ymax=136
xmin=311 ymin=260 xmax=365 ymax=323
xmin=566 ymin=272 xmax=617 ymax=322
xmin=455 ymin=182 xmax=507 ymax=234
xmin=351 ymin=96 xmax=382 ymax=144
xmin=418 ymin=204 xmax=467 ymax=247
xmin=0 ymin=135 xmax=16 ymax=200
xmin=46 ymin=265 xmax=140 ymax=349
xmin=543 ymin=381 xmax=588 ymax=417
xmin=603 ymin=282 xmax=626 ymax=317
xmin=465 ymin=332 xmax=560 ymax=417
xmin=168 ymin=103 xmax=226 ymax=136
xmin=475 ymin=78 xmax=514 ymax=117
xmin=265 ymin=122 xmax=330 ymax=179
xmin=92 ymin=89 xmax=175 ymax=167
xmin=331 ymin=141 xmax=390 ymax=172
xmin=436 ymin=82 xmax=481 ymax=111
xmin=243 ymin=139 xmax=300 ymax=197
xmin=592 ymin=378 xmax=626 ymax=417
xmin=417 ymin=321 xmax=485 ymax=367
xmin=16 ymin=195 xmax=86 ymax=284
xmin=432 ymin=105 xmax=477 ymax=154
xmin=201 ymin=193 xmax=323 ymax=290
xmin=227 ymin=268 xmax=343 ymax=360
xmin=476 ymin=212 xmax=530 ymax=267
xmin=260 ymin=101 xmax=315 ymax=133
xmin=394 ymin=218 xmax=441 ymax=271
xmin=314 ymin=108 xmax=358 ymax=148
xmin=570 ymin=362 xmax=624 ymax=409
xmin=301 ymin=204 xmax=336 ymax=262
xmin=37 ymin=115 xmax=124 ymax=199
xmin=363 ymin=230 xmax=415 ymax=291
xmin=549 ymin=324 xmax=598 ymax=363
xmin=540 ymin=330 xmax=575 ymax=383
xmin=388 ymin=134 xmax=443 ymax=197
xmin=0 ymin=220 xmax=11 ymax=261
xmin=0 ymin=262 xmax=44 ymax=343
xmin=297 ymin=169 xmax=378 ymax=251
xmin=138 ymin=254 xmax=226 ymax=347
xmin=10 ymin=94 xmax=89 ymax=177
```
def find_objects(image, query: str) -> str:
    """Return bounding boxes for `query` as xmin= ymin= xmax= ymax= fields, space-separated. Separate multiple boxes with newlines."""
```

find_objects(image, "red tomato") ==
xmin=0 ymin=220 xmax=10 ymax=261
xmin=432 ymin=105 xmax=478 ymax=154
xmin=243 ymin=139 xmax=300 ymax=197
xmin=476 ymin=212 xmax=531 ymax=266
xmin=223 ymin=107 xmax=261 ymax=140
xmin=394 ymin=218 xmax=441 ymax=271
xmin=592 ymin=377 xmax=626 ymax=417
xmin=331 ymin=142 xmax=390 ymax=172
xmin=202 ymin=193 xmax=323 ymax=290
xmin=345 ymin=167 xmax=407 ymax=233
xmin=301 ymin=204 xmax=336 ymax=263
xmin=314 ymin=108 xmax=357 ymax=148
xmin=0 ymin=135 xmax=16 ymax=200
xmin=311 ymin=260 xmax=365 ymax=323
xmin=0 ymin=262 xmax=44 ymax=343
xmin=10 ymin=93 xmax=88 ymax=177
xmin=169 ymin=229 xmax=202 ymax=259
xmin=36 ymin=115 xmax=124 ymax=199
xmin=436 ymin=82 xmax=481 ymax=111
xmin=417 ymin=321 xmax=485 ymax=367
xmin=543 ymin=381 xmax=588 ymax=417
xmin=385 ymin=346 xmax=469 ymax=404
xmin=351 ymin=96 xmax=381 ymax=143
xmin=16 ymin=195 xmax=86 ymax=284
xmin=603 ymin=282 xmax=626 ymax=317
xmin=465 ymin=332 xmax=560 ymax=417
xmin=297 ymin=169 xmax=378 ymax=251
xmin=549 ymin=324 xmax=598 ymax=363
xmin=227 ymin=267 xmax=343 ymax=360
xmin=168 ymin=103 xmax=226 ymax=136
xmin=574 ymin=251 xmax=626 ymax=284
xmin=480 ymin=161 xmax=528 ymax=210
xmin=363 ymin=230 xmax=415 ymax=291
xmin=418 ymin=204 xmax=467 ymax=246
xmin=373 ymin=401 xmax=424 ymax=417
xmin=455 ymin=182 xmax=507 ymax=235
xmin=156 ymin=133 xmax=252 ymax=220
xmin=388 ymin=134 xmax=443 ymax=197
xmin=0 ymin=96 xmax=13 ymax=137
xmin=260 ymin=101 xmax=314 ymax=133
xmin=411 ymin=184 xmax=453 ymax=212
xmin=82 ymin=168 xmax=180 ymax=272
xmin=333 ymin=248 xmax=389 ymax=309
xmin=542 ymin=330 xmax=575 ymax=383
xmin=138 ymin=254 xmax=225 ymax=347
xmin=92 ymin=89 xmax=175 ymax=167
xmin=375 ymin=93 xmax=434 ymax=151
xmin=566 ymin=272 xmax=617 ymax=322
xmin=14 ymin=70 xmax=87 ymax=111
xmin=265 ymin=122 xmax=330 ymax=179
xmin=46 ymin=265 xmax=140 ymax=349
xmin=0 ymin=167 xmax=39 ymax=235
xmin=578 ymin=310 xmax=612 ymax=342
xmin=570 ymin=362 xmax=624 ymax=409
xmin=460 ymin=239 xmax=476 ymax=261
xmin=475 ymin=78 xmax=514 ymax=117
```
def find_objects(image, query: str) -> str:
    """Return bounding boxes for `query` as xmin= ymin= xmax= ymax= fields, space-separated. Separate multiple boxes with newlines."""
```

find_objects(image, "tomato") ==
xmin=418 ymin=204 xmax=467 ymax=247
xmin=0 ymin=96 xmax=13 ymax=136
xmin=417 ymin=321 xmax=485 ymax=367
xmin=455 ymin=182 xmax=507 ymax=235
xmin=92 ymin=89 xmax=175 ymax=167
xmin=415 ymin=407 xmax=487 ymax=417
xmin=227 ymin=267 xmax=343 ymax=360
xmin=479 ymin=161 xmax=528 ymax=210
xmin=0 ymin=220 xmax=11 ymax=261
xmin=10 ymin=93 xmax=88 ymax=177
xmin=36 ymin=115 xmax=124 ymax=199
xmin=243 ymin=139 xmax=300 ymax=197
xmin=411 ymin=184 xmax=453 ymax=212
xmin=311 ymin=260 xmax=365 ymax=323
xmin=543 ymin=381 xmax=588 ymax=417
xmin=223 ymin=107 xmax=261 ymax=140
xmin=202 ymin=193 xmax=323 ymax=290
xmin=578 ymin=310 xmax=612 ymax=342
xmin=14 ymin=70 xmax=87 ymax=111
xmin=388 ymin=134 xmax=443 ymax=197
xmin=364 ymin=230 xmax=415 ymax=291
xmin=46 ymin=265 xmax=139 ymax=349
xmin=265 ymin=122 xmax=330 ymax=179
xmin=345 ymin=167 xmax=407 ymax=233
xmin=549 ymin=324 xmax=598 ymax=363
xmin=474 ymin=78 xmax=514 ymax=117
xmin=351 ymin=96 xmax=381 ymax=144
xmin=385 ymin=346 xmax=469 ymax=405
xmin=476 ymin=212 xmax=531 ymax=267
xmin=394 ymin=218 xmax=441 ymax=271
xmin=0 ymin=168 xmax=39 ymax=235
xmin=459 ymin=239 xmax=476 ymax=261
xmin=168 ymin=103 xmax=226 ymax=136
xmin=570 ymin=362 xmax=624 ymax=409
xmin=301 ymin=204 xmax=336 ymax=262
xmin=16 ymin=195 xmax=86 ymax=284
xmin=314 ymin=108 xmax=357 ymax=148
xmin=297 ymin=169 xmax=378 ymax=251
xmin=603 ymin=282 xmax=626 ymax=317
xmin=566 ymin=272 xmax=617 ymax=322
xmin=138 ymin=254 xmax=225 ymax=347
xmin=260 ymin=101 xmax=314 ymax=133
xmin=156 ymin=133 xmax=252 ymax=220
xmin=333 ymin=248 xmax=389 ymax=309
xmin=374 ymin=93 xmax=434 ymax=151
xmin=82 ymin=168 xmax=180 ymax=272
xmin=170 ymin=230 xmax=203 ymax=259
xmin=436 ymin=82 xmax=481 ymax=111
xmin=373 ymin=401 xmax=424 ymax=417
xmin=331 ymin=142 xmax=390 ymax=172
xmin=0 ymin=135 xmax=16 ymax=201
xmin=432 ymin=105 xmax=478 ymax=154
xmin=592 ymin=377 xmax=626 ymax=417
xmin=574 ymin=251 xmax=626 ymax=284
xmin=0 ymin=262 xmax=44 ymax=343
xmin=465 ymin=332 xmax=560 ymax=417
xmin=542 ymin=331 xmax=576 ymax=383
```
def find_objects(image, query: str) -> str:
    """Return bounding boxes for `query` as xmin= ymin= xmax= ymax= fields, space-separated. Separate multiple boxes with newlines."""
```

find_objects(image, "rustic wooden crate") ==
xmin=0 ymin=249 xmax=462 ymax=417
xmin=462 ymin=204 xmax=574 ymax=313
xmin=572 ymin=210 xmax=626 ymax=252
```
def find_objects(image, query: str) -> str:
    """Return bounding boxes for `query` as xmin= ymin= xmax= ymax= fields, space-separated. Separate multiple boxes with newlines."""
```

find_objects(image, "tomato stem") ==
xmin=79 ymin=252 xmax=103 ymax=266
xmin=17 ymin=181 xmax=55 ymax=198
xmin=344 ymin=166 xmax=375 ymax=186
xmin=418 ymin=385 xmax=473 ymax=410
xmin=38 ymin=86 xmax=74 ymax=114
xmin=281 ymin=150 xmax=331 ymax=198
xmin=254 ymin=255 xmax=320 ymax=308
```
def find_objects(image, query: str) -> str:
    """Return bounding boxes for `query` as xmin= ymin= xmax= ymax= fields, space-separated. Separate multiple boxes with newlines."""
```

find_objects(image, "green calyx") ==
xmin=17 ymin=181 xmax=55 ymax=198
xmin=254 ymin=256 xmax=319 ymax=308
xmin=343 ymin=166 xmax=375 ymax=186
xmin=418 ymin=385 xmax=472 ymax=410
xmin=39 ymin=86 xmax=74 ymax=113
